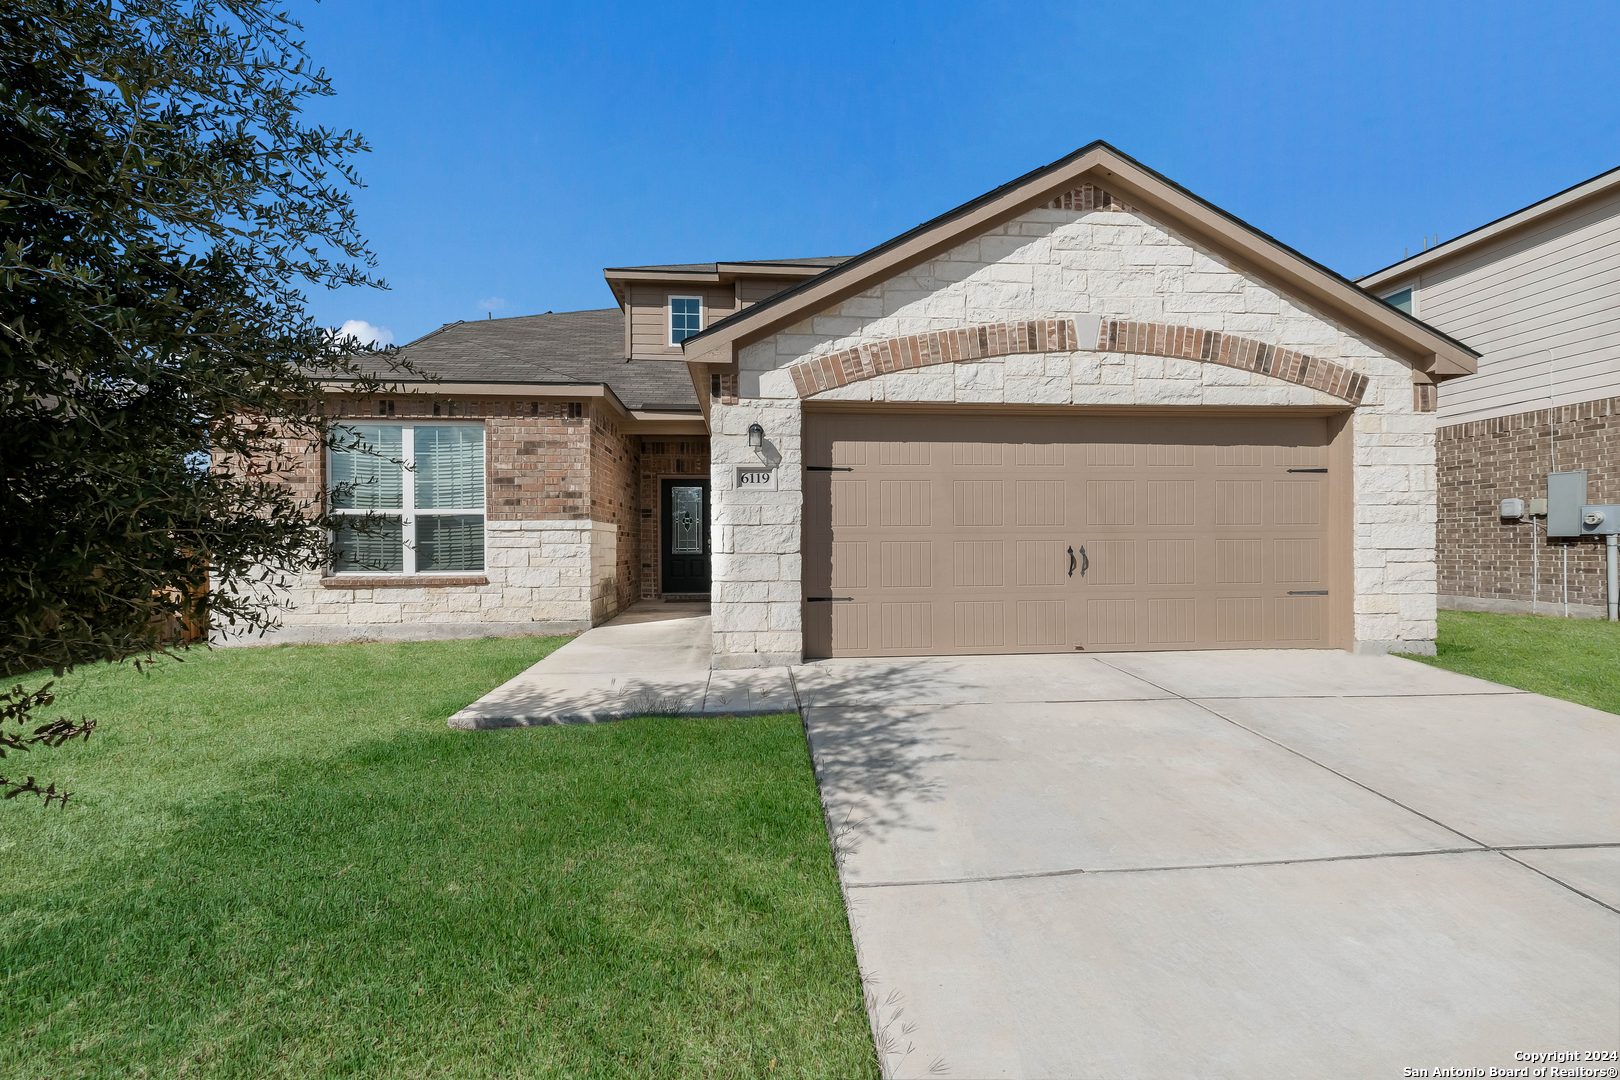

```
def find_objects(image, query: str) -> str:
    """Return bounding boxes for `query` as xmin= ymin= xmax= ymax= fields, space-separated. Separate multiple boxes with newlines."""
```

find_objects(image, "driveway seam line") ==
xmin=843 ymin=846 xmax=1492 ymax=889
xmin=787 ymin=667 xmax=805 ymax=715
xmin=1491 ymin=850 xmax=1620 ymax=916
xmin=1093 ymin=659 xmax=1494 ymax=851
xmin=1095 ymin=659 xmax=1620 ymax=917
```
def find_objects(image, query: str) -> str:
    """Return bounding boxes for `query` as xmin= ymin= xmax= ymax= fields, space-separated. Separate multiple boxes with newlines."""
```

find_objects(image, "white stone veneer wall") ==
xmin=711 ymin=203 xmax=1438 ymax=667
xmin=214 ymin=518 xmax=601 ymax=645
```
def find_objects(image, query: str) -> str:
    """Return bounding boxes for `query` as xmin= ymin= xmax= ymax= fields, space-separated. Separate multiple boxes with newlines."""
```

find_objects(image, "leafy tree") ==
xmin=0 ymin=0 xmax=403 ymax=803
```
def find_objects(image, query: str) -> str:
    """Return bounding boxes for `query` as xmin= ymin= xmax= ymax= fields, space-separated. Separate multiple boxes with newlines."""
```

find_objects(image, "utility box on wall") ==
xmin=1547 ymin=470 xmax=1589 ymax=538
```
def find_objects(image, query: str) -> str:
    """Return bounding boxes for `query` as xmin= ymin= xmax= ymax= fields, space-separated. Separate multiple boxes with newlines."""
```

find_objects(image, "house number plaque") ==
xmin=735 ymin=466 xmax=776 ymax=491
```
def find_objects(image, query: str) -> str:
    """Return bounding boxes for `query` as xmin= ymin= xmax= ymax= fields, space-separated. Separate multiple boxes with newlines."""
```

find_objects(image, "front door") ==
xmin=660 ymin=479 xmax=711 ymax=594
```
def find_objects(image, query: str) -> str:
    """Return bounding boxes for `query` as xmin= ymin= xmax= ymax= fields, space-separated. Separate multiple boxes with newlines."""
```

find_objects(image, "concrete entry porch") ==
xmin=446 ymin=600 xmax=794 ymax=727
xmin=799 ymin=649 xmax=1619 ymax=1077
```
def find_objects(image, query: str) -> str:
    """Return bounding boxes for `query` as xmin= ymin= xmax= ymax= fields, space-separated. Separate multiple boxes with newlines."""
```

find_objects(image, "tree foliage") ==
xmin=0 ymin=0 xmax=402 ymax=802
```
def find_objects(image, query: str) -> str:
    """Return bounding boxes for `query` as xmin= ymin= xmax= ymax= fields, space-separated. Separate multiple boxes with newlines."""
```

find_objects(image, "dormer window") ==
xmin=1382 ymin=287 xmax=1414 ymax=314
xmin=670 ymin=296 xmax=702 ymax=344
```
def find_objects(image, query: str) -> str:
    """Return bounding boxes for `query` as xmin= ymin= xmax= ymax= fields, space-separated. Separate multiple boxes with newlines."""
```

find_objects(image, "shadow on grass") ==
xmin=0 ymin=717 xmax=878 ymax=1079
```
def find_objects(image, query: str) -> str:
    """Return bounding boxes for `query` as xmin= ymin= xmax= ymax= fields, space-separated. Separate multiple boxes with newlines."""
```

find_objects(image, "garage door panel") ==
xmin=1146 ymin=481 xmax=1197 ymax=526
xmin=1086 ymin=540 xmax=1136 ymax=585
xmin=830 ymin=541 xmax=869 ymax=589
xmin=1015 ymin=481 xmax=1066 ymax=526
xmin=1017 ymin=541 xmax=1068 ymax=586
xmin=879 ymin=542 xmax=933 ymax=588
xmin=1215 ymin=539 xmax=1264 ymax=584
xmin=1275 ymin=595 xmax=1326 ymax=641
xmin=954 ymin=541 xmax=1004 ymax=587
xmin=830 ymin=603 xmax=869 ymax=651
xmin=953 ymin=481 xmax=1004 ymax=526
xmin=1217 ymin=596 xmax=1266 ymax=642
xmin=1015 ymin=442 xmax=1064 ymax=466
xmin=878 ymin=480 xmax=931 ymax=526
xmin=830 ymin=480 xmax=867 ymax=527
xmin=1016 ymin=600 xmax=1067 ymax=646
xmin=803 ymin=413 xmax=1335 ymax=657
xmin=1148 ymin=598 xmax=1197 ymax=645
xmin=881 ymin=602 xmax=933 ymax=650
xmin=1274 ymin=481 xmax=1322 ymax=526
xmin=1274 ymin=538 xmax=1323 ymax=583
xmin=1087 ymin=480 xmax=1136 ymax=525
xmin=1145 ymin=539 xmax=1196 ymax=585
xmin=1086 ymin=599 xmax=1138 ymax=645
xmin=953 ymin=601 xmax=1006 ymax=648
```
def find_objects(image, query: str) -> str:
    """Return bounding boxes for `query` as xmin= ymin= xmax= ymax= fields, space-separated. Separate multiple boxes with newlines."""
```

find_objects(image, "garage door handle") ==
xmin=806 ymin=597 xmax=854 ymax=602
xmin=1069 ymin=546 xmax=1086 ymax=578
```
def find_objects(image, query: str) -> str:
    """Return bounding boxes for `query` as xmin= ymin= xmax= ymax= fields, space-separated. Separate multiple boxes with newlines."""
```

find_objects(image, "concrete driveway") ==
xmin=797 ymin=650 xmax=1619 ymax=1079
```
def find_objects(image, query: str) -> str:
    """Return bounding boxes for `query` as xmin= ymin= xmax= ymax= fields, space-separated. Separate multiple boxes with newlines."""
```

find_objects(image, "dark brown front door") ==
xmin=660 ymin=479 xmax=711 ymax=594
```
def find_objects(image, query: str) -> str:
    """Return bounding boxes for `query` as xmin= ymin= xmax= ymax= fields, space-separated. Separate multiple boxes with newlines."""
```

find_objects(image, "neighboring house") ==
xmin=240 ymin=142 xmax=1480 ymax=660
xmin=1359 ymin=166 xmax=1619 ymax=618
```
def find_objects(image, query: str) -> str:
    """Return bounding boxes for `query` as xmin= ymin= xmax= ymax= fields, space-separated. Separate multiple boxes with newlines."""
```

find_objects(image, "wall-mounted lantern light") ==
xmin=747 ymin=423 xmax=764 ymax=450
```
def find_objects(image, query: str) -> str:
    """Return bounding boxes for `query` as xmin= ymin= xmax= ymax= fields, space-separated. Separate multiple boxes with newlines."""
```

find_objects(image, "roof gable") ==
xmin=683 ymin=142 xmax=1478 ymax=379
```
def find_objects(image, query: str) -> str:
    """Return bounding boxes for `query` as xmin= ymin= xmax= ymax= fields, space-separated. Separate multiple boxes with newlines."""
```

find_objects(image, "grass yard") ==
xmin=0 ymin=638 xmax=876 ymax=1079
xmin=1403 ymin=609 xmax=1620 ymax=714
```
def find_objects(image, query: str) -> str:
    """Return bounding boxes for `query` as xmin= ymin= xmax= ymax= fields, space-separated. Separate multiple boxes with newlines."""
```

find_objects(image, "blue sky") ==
xmin=299 ymin=1 xmax=1620 ymax=348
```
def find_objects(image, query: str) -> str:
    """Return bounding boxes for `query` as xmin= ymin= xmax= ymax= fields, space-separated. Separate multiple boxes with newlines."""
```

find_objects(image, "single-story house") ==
xmin=1358 ymin=165 xmax=1619 ymax=619
xmin=239 ymin=141 xmax=1484 ymax=662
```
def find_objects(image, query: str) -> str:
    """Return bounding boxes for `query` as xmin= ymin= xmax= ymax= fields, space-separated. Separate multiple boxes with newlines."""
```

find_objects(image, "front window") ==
xmin=330 ymin=422 xmax=485 ymax=574
xmin=670 ymin=296 xmax=702 ymax=344
xmin=1382 ymin=287 xmax=1414 ymax=314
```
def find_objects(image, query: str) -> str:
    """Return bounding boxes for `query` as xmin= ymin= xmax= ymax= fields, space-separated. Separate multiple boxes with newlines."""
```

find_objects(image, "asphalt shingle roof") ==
xmin=392 ymin=308 xmax=699 ymax=411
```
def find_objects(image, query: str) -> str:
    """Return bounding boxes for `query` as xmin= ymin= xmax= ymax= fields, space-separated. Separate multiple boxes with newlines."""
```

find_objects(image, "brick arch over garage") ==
xmin=782 ymin=318 xmax=1371 ymax=405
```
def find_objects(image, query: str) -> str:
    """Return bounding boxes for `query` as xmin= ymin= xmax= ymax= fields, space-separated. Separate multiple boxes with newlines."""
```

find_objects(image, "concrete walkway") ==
xmin=799 ymin=651 xmax=1619 ymax=1078
xmin=446 ymin=601 xmax=796 ymax=728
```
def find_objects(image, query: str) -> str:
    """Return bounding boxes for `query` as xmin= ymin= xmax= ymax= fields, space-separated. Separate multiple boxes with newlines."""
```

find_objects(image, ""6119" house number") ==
xmin=735 ymin=466 xmax=776 ymax=490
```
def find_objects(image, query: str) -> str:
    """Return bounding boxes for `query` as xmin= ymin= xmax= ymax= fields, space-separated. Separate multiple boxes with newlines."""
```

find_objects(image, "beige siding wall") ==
xmin=737 ymin=276 xmax=801 ymax=304
xmin=627 ymin=284 xmax=738 ymax=359
xmin=1407 ymin=187 xmax=1620 ymax=424
xmin=624 ymin=277 xmax=805 ymax=359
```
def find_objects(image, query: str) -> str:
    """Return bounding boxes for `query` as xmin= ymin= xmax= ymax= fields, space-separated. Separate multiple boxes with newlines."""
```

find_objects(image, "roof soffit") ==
xmin=682 ymin=142 xmax=1479 ymax=378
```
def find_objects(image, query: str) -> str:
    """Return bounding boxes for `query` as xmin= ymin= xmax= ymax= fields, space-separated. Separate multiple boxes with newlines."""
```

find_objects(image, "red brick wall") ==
xmin=482 ymin=400 xmax=592 ymax=521
xmin=637 ymin=437 xmax=711 ymax=598
xmin=1437 ymin=396 xmax=1618 ymax=611
xmin=589 ymin=409 xmax=642 ymax=615
xmin=233 ymin=397 xmax=726 ymax=616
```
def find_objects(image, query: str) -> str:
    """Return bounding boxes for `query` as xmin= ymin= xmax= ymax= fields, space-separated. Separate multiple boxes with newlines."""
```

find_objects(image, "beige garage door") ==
xmin=803 ymin=412 xmax=1339 ymax=657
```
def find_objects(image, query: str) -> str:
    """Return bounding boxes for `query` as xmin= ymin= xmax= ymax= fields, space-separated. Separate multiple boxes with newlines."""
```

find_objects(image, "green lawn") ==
xmin=0 ymin=638 xmax=875 ymax=1079
xmin=1404 ymin=610 xmax=1620 ymax=714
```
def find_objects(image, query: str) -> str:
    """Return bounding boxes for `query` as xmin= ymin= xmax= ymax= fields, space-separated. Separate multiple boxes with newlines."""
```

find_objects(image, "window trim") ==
xmin=669 ymin=294 xmax=704 ymax=346
xmin=328 ymin=419 xmax=487 ymax=576
xmin=1380 ymin=285 xmax=1416 ymax=317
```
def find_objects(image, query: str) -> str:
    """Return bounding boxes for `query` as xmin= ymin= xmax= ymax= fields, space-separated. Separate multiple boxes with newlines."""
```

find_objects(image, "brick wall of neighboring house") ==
xmin=1437 ymin=395 xmax=1619 ymax=616
xmin=636 ymin=437 xmax=712 ymax=598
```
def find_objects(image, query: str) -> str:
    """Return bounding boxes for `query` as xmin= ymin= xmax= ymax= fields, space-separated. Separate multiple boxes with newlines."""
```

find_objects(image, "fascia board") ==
xmin=713 ymin=263 xmax=830 ymax=278
xmin=331 ymin=381 xmax=634 ymax=417
xmin=602 ymin=269 xmax=724 ymax=285
xmin=626 ymin=411 xmax=708 ymax=433
xmin=1358 ymin=165 xmax=1620 ymax=290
